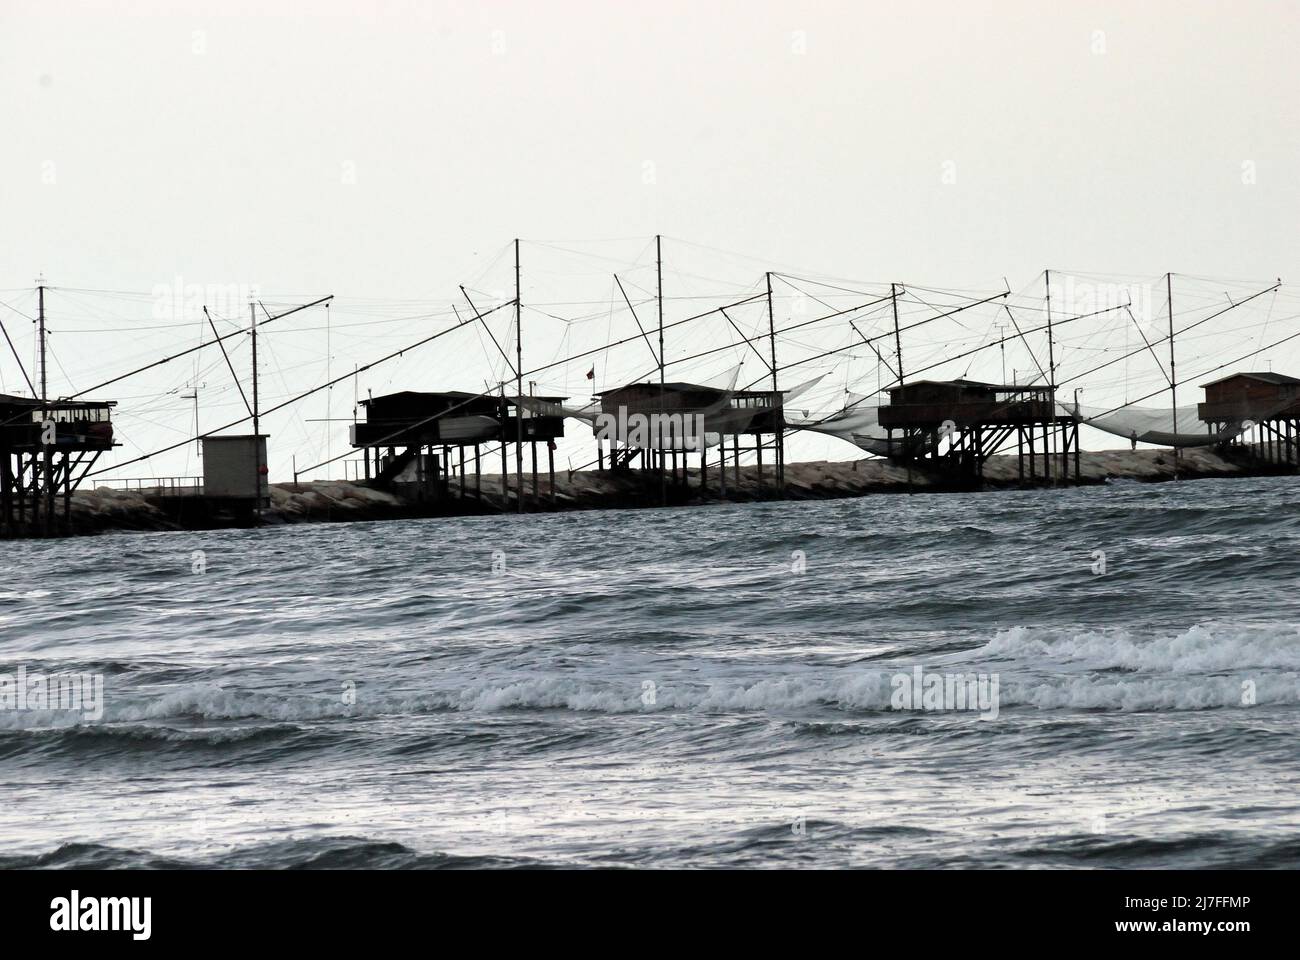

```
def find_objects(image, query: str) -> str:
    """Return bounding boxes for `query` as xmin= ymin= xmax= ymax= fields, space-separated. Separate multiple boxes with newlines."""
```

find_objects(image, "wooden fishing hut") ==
xmin=1198 ymin=372 xmax=1300 ymax=464
xmin=0 ymin=393 xmax=117 ymax=536
xmin=593 ymin=380 xmax=785 ymax=497
xmin=350 ymin=390 xmax=567 ymax=507
xmin=876 ymin=379 xmax=1079 ymax=484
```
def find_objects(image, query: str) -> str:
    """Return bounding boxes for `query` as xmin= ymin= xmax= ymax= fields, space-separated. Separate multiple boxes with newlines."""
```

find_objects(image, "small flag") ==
xmin=586 ymin=366 xmax=595 ymax=380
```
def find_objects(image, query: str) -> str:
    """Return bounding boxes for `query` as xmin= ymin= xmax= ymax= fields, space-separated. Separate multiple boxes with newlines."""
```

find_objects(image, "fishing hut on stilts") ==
xmin=0 ymin=285 xmax=118 ymax=537
xmin=350 ymin=390 xmax=567 ymax=509
xmin=592 ymin=380 xmax=785 ymax=500
xmin=0 ymin=395 xmax=117 ymax=537
xmin=1199 ymin=372 xmax=1300 ymax=466
xmin=877 ymin=379 xmax=1079 ymax=486
xmin=591 ymin=246 xmax=787 ymax=502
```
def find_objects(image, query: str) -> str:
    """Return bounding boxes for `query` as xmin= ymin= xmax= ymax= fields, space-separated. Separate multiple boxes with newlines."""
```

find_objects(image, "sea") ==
xmin=1 ymin=475 xmax=1297 ymax=869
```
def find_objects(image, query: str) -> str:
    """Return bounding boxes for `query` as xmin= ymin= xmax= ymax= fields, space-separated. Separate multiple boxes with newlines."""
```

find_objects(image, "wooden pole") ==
xmin=38 ymin=285 xmax=54 ymax=535
xmin=250 ymin=301 xmax=263 ymax=522
xmin=37 ymin=284 xmax=47 ymax=404
xmin=500 ymin=392 xmax=509 ymax=508
xmin=1045 ymin=269 xmax=1057 ymax=484
xmin=514 ymin=239 xmax=523 ymax=512
xmin=766 ymin=271 xmax=784 ymax=492
xmin=891 ymin=282 xmax=913 ymax=495
xmin=656 ymin=234 xmax=666 ymax=507
xmin=1168 ymin=272 xmax=1179 ymax=479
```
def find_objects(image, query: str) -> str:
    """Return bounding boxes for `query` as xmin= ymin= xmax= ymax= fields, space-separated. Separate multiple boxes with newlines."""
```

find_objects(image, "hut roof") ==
xmin=1200 ymin=371 xmax=1300 ymax=389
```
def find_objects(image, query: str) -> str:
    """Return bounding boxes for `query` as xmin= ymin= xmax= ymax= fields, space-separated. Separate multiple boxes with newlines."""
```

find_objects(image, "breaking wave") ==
xmin=3 ymin=474 xmax=1299 ymax=867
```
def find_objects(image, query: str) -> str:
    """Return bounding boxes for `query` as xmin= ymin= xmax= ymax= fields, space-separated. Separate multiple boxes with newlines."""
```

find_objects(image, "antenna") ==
xmin=995 ymin=322 xmax=1008 ymax=384
xmin=180 ymin=382 xmax=203 ymax=457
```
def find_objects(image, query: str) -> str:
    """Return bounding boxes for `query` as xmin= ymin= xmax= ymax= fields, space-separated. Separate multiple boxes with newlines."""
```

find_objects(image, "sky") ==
xmin=2 ymin=0 xmax=1298 ymax=481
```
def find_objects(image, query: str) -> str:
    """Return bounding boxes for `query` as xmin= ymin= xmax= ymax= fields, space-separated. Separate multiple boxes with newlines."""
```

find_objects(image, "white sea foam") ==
xmin=1011 ymin=675 xmax=1297 ymax=712
xmin=980 ymin=621 xmax=1300 ymax=673
xmin=58 ymin=670 xmax=1295 ymax=726
xmin=4 ymin=620 xmax=1294 ymax=729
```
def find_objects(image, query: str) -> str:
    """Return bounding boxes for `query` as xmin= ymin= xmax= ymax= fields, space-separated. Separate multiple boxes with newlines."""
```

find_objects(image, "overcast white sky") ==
xmin=2 ymin=1 xmax=1298 ymax=480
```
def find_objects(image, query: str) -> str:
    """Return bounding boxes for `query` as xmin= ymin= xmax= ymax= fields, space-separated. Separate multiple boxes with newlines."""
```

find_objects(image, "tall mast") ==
xmin=766 ymin=271 xmax=782 ymax=489
xmin=890 ymin=282 xmax=904 ymax=384
xmin=514 ymin=238 xmax=523 ymax=513
xmin=37 ymin=282 xmax=47 ymax=403
xmin=250 ymin=301 xmax=259 ymax=438
xmin=656 ymin=233 xmax=665 ymax=506
xmin=1044 ymin=269 xmax=1056 ymax=389
xmin=765 ymin=272 xmax=778 ymax=391
xmin=892 ymin=282 xmax=911 ymax=495
xmin=1167 ymin=271 xmax=1178 ymax=479
xmin=251 ymin=301 xmax=262 ymax=520
xmin=325 ymin=301 xmax=331 ymax=466
xmin=656 ymin=234 xmax=664 ymax=386
xmin=1045 ymin=269 xmax=1057 ymax=481
xmin=35 ymin=282 xmax=51 ymax=535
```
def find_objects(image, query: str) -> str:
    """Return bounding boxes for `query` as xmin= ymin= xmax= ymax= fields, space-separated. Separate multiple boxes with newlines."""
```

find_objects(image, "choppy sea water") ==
xmin=1 ymin=476 xmax=1297 ymax=869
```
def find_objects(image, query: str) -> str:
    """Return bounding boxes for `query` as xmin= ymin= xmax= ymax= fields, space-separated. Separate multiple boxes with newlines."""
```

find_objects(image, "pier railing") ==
xmin=96 ymin=476 xmax=205 ymax=497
